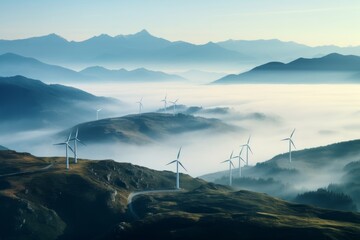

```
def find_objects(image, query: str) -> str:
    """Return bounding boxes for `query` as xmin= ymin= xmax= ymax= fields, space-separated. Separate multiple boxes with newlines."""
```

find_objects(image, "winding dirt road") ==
xmin=0 ymin=163 xmax=54 ymax=178
xmin=127 ymin=189 xmax=184 ymax=220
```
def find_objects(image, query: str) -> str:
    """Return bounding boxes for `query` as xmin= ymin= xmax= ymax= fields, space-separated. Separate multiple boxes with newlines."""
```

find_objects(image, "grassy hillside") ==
xmin=112 ymin=184 xmax=360 ymax=240
xmin=62 ymin=112 xmax=235 ymax=144
xmin=202 ymin=139 xmax=360 ymax=211
xmin=1 ymin=150 xmax=360 ymax=239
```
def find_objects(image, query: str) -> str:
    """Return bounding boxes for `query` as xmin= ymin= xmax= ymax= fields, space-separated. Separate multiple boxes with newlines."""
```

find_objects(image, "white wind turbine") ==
xmin=70 ymin=128 xmax=85 ymax=164
xmin=237 ymin=146 xmax=246 ymax=177
xmin=169 ymin=99 xmax=178 ymax=115
xmin=166 ymin=147 xmax=187 ymax=189
xmin=241 ymin=136 xmax=253 ymax=166
xmin=161 ymin=94 xmax=168 ymax=113
xmin=221 ymin=151 xmax=236 ymax=186
xmin=54 ymin=132 xmax=74 ymax=169
xmin=96 ymin=109 xmax=102 ymax=120
xmin=282 ymin=128 xmax=296 ymax=163
xmin=136 ymin=97 xmax=143 ymax=114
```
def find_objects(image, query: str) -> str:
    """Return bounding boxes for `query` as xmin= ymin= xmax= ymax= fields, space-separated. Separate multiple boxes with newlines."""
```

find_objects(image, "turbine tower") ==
xmin=136 ymin=97 xmax=143 ymax=114
xmin=70 ymin=128 xmax=85 ymax=164
xmin=281 ymin=128 xmax=296 ymax=163
xmin=96 ymin=109 xmax=102 ymax=120
xmin=161 ymin=94 xmax=168 ymax=113
xmin=169 ymin=99 xmax=178 ymax=115
xmin=54 ymin=132 xmax=74 ymax=169
xmin=221 ymin=151 xmax=236 ymax=186
xmin=237 ymin=146 xmax=246 ymax=177
xmin=241 ymin=136 xmax=253 ymax=166
xmin=166 ymin=147 xmax=187 ymax=189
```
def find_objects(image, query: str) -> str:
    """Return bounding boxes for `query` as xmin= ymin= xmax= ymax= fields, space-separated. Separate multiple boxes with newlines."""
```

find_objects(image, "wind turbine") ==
xmin=166 ymin=147 xmax=187 ymax=189
xmin=241 ymin=136 xmax=253 ymax=166
xmin=161 ymin=94 xmax=168 ymax=113
xmin=70 ymin=128 xmax=85 ymax=164
xmin=136 ymin=97 xmax=143 ymax=114
xmin=282 ymin=128 xmax=296 ymax=163
xmin=96 ymin=109 xmax=102 ymax=120
xmin=237 ymin=146 xmax=246 ymax=177
xmin=169 ymin=99 xmax=178 ymax=115
xmin=54 ymin=132 xmax=74 ymax=169
xmin=221 ymin=151 xmax=236 ymax=186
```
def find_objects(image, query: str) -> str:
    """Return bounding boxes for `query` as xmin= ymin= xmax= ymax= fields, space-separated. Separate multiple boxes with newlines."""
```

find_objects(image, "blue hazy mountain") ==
xmin=213 ymin=53 xmax=360 ymax=84
xmin=0 ymin=30 xmax=251 ymax=65
xmin=0 ymin=145 xmax=8 ymax=151
xmin=217 ymin=39 xmax=313 ymax=62
xmin=80 ymin=66 xmax=185 ymax=82
xmin=0 ymin=53 xmax=86 ymax=82
xmin=0 ymin=53 xmax=185 ymax=83
xmin=217 ymin=39 xmax=360 ymax=62
xmin=0 ymin=76 xmax=120 ymax=130
xmin=3 ymin=31 xmax=360 ymax=66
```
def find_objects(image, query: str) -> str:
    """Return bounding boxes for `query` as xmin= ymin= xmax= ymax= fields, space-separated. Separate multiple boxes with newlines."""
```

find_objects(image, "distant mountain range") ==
xmin=0 ymin=53 xmax=185 ymax=83
xmin=0 ymin=30 xmax=251 ymax=66
xmin=80 ymin=66 xmax=184 ymax=82
xmin=0 ymin=75 xmax=120 ymax=130
xmin=214 ymin=53 xmax=360 ymax=84
xmin=60 ymin=112 xmax=234 ymax=145
xmin=216 ymin=39 xmax=360 ymax=63
xmin=2 ymin=30 xmax=360 ymax=67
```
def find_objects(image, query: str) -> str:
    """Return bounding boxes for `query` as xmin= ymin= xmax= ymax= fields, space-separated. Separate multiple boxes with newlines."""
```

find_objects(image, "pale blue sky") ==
xmin=1 ymin=0 xmax=359 ymax=46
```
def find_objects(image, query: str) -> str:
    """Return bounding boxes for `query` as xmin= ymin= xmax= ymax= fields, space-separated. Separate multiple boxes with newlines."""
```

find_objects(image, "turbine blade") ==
xmin=290 ymin=128 xmax=296 ymax=138
xmin=178 ymin=161 xmax=187 ymax=172
xmin=239 ymin=145 xmax=244 ymax=156
xmin=75 ymin=128 xmax=79 ymax=138
xmin=166 ymin=160 xmax=177 ymax=166
xmin=248 ymin=146 xmax=253 ymax=154
xmin=247 ymin=135 xmax=251 ymax=144
xmin=78 ymin=139 xmax=86 ymax=146
xmin=230 ymin=161 xmax=235 ymax=168
xmin=230 ymin=150 xmax=234 ymax=159
xmin=67 ymin=131 xmax=72 ymax=142
xmin=53 ymin=143 xmax=65 ymax=146
xmin=290 ymin=139 xmax=296 ymax=149
xmin=221 ymin=160 xmax=230 ymax=163
xmin=67 ymin=144 xmax=74 ymax=153
xmin=177 ymin=147 xmax=182 ymax=159
xmin=281 ymin=138 xmax=290 ymax=141
xmin=240 ymin=157 xmax=246 ymax=163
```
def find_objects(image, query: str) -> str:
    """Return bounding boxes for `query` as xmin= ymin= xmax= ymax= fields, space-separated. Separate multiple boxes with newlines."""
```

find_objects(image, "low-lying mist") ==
xmin=1 ymin=82 xmax=359 ymax=178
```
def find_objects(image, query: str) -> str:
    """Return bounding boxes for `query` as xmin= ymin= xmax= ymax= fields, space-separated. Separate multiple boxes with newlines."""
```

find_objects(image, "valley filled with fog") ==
xmin=4 ymin=80 xmax=359 ymax=179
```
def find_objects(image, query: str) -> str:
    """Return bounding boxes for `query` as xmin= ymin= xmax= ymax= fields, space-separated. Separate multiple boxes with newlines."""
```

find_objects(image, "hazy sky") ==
xmin=1 ymin=0 xmax=360 ymax=46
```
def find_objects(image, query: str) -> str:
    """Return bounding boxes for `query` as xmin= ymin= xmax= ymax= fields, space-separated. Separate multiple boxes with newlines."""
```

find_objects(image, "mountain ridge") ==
xmin=0 ymin=53 xmax=185 ymax=83
xmin=213 ymin=53 xmax=360 ymax=84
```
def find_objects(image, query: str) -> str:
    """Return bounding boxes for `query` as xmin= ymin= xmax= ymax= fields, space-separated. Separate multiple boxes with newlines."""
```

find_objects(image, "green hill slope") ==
xmin=1 ymin=150 xmax=359 ymax=239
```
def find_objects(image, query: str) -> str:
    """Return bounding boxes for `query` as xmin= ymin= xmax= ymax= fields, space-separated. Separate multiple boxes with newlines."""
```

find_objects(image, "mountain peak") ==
xmin=136 ymin=29 xmax=151 ymax=36
xmin=39 ymin=33 xmax=67 ymax=42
